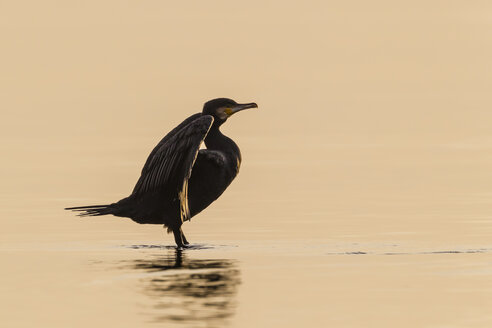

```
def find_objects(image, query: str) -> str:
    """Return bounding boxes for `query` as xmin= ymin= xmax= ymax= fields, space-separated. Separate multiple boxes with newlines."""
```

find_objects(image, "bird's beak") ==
xmin=226 ymin=102 xmax=258 ymax=116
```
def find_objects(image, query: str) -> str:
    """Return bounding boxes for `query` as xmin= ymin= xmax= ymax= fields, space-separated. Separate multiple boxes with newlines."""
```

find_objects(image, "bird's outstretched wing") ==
xmin=131 ymin=114 xmax=214 ymax=222
xmin=144 ymin=113 xmax=203 ymax=161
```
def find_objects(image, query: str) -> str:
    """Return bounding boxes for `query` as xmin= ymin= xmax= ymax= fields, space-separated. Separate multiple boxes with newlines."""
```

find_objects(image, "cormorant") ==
xmin=66 ymin=98 xmax=258 ymax=248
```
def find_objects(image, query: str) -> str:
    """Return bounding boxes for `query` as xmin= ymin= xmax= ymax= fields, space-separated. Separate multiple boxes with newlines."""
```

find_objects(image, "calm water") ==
xmin=2 ymin=135 xmax=492 ymax=328
xmin=2 ymin=1 xmax=492 ymax=327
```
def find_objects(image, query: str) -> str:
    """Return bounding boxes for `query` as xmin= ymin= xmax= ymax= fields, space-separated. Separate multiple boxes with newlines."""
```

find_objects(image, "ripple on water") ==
xmin=123 ymin=243 xmax=235 ymax=251
xmin=327 ymin=248 xmax=492 ymax=256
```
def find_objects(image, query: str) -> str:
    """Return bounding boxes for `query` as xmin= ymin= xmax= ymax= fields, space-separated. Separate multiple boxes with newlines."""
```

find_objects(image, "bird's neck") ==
xmin=205 ymin=125 xmax=242 ymax=163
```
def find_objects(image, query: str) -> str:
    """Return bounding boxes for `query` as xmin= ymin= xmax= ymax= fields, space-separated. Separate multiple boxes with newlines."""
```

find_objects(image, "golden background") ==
xmin=2 ymin=1 xmax=492 ymax=327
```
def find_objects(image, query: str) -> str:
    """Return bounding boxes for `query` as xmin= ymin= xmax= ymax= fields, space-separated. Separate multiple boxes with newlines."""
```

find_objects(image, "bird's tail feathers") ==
xmin=65 ymin=204 xmax=114 ymax=217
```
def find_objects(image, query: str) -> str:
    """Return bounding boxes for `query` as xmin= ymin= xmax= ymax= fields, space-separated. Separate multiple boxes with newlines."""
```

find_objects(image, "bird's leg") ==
xmin=172 ymin=228 xmax=186 ymax=249
xmin=180 ymin=228 xmax=189 ymax=245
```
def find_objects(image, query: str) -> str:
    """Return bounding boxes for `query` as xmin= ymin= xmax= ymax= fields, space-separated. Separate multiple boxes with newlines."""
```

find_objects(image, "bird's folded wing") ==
xmin=131 ymin=115 xmax=214 ymax=222
xmin=198 ymin=149 xmax=227 ymax=167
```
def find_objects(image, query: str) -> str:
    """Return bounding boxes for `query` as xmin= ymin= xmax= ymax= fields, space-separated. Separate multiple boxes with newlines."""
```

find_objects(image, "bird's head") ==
xmin=202 ymin=98 xmax=258 ymax=125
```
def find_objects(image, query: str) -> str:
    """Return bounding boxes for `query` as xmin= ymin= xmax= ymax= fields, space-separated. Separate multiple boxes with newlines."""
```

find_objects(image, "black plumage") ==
xmin=66 ymin=98 xmax=258 ymax=248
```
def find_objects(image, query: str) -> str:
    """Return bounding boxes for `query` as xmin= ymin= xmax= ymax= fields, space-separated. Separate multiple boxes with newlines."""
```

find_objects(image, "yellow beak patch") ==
xmin=224 ymin=107 xmax=233 ymax=116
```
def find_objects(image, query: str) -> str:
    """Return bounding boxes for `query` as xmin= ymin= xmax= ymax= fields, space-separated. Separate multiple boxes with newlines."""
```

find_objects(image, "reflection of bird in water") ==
xmin=66 ymin=98 xmax=258 ymax=247
xmin=128 ymin=249 xmax=240 ymax=324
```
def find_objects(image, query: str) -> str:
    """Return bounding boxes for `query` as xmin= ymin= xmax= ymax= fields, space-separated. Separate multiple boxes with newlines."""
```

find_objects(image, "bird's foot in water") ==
xmin=173 ymin=228 xmax=190 ymax=249
xmin=181 ymin=229 xmax=190 ymax=245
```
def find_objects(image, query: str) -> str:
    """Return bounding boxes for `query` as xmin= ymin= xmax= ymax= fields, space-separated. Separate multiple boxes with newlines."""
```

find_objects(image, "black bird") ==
xmin=66 ymin=98 xmax=258 ymax=248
